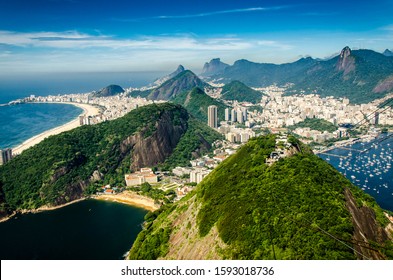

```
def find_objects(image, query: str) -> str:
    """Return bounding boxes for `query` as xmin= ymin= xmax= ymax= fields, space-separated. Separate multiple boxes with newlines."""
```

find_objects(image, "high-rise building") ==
xmin=224 ymin=108 xmax=231 ymax=121
xmin=0 ymin=148 xmax=12 ymax=165
xmin=375 ymin=112 xmax=380 ymax=125
xmin=237 ymin=109 xmax=244 ymax=124
xmin=242 ymin=108 xmax=248 ymax=122
xmin=208 ymin=105 xmax=218 ymax=128
xmin=231 ymin=108 xmax=237 ymax=122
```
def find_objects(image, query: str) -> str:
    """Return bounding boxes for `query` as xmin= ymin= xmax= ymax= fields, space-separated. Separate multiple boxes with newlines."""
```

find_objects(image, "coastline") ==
xmin=92 ymin=191 xmax=159 ymax=212
xmin=0 ymin=197 xmax=87 ymax=223
xmin=12 ymin=102 xmax=101 ymax=156
xmin=0 ymin=191 xmax=157 ymax=224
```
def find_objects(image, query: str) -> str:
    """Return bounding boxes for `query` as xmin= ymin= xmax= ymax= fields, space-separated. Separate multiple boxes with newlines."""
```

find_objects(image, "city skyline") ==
xmin=1 ymin=0 xmax=393 ymax=75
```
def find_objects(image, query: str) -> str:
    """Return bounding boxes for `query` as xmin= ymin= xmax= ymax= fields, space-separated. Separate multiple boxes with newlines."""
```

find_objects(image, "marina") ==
xmin=318 ymin=133 xmax=393 ymax=212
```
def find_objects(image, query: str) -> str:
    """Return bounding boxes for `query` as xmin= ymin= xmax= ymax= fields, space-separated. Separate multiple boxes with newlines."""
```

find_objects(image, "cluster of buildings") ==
xmin=22 ymin=93 xmax=156 ymax=125
xmin=292 ymin=126 xmax=349 ymax=143
xmin=255 ymin=88 xmax=393 ymax=129
xmin=224 ymin=107 xmax=248 ymax=124
xmin=0 ymin=148 xmax=12 ymax=165
xmin=125 ymin=168 xmax=158 ymax=187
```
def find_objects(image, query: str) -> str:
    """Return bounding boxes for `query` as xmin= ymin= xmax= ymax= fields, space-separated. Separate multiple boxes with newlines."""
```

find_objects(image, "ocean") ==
xmin=0 ymin=71 xmax=165 ymax=149
xmin=0 ymin=103 xmax=83 ymax=149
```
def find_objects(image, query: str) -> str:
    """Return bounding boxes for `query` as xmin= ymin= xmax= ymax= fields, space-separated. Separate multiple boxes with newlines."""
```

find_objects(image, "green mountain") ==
xmin=147 ymin=70 xmax=209 ymax=101
xmin=289 ymin=47 xmax=393 ymax=103
xmin=92 ymin=84 xmax=125 ymax=97
xmin=0 ymin=103 xmax=221 ymax=218
xmin=206 ymin=47 xmax=393 ymax=103
xmin=171 ymin=87 xmax=228 ymax=123
xmin=221 ymin=80 xmax=263 ymax=103
xmin=128 ymin=135 xmax=393 ymax=260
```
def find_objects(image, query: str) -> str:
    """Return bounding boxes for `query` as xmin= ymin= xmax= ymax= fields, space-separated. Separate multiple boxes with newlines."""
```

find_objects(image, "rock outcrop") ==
xmin=201 ymin=58 xmax=229 ymax=76
xmin=121 ymin=109 xmax=188 ymax=171
xmin=336 ymin=46 xmax=355 ymax=75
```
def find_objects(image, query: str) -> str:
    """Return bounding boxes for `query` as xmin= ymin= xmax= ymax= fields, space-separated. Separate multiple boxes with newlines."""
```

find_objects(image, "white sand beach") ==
xmin=93 ymin=191 xmax=159 ymax=211
xmin=12 ymin=102 xmax=100 ymax=156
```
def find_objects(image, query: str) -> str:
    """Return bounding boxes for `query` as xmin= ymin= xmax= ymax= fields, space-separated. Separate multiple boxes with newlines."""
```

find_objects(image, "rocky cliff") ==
xmin=336 ymin=46 xmax=355 ymax=75
xmin=121 ymin=109 xmax=188 ymax=171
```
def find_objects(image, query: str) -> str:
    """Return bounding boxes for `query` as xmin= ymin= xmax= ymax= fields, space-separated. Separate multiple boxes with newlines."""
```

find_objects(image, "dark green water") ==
xmin=0 ymin=199 xmax=147 ymax=260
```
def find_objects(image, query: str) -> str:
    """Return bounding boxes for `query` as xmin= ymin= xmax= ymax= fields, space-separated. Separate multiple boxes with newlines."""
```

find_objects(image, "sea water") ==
xmin=318 ymin=134 xmax=393 ymax=212
xmin=0 ymin=200 xmax=147 ymax=260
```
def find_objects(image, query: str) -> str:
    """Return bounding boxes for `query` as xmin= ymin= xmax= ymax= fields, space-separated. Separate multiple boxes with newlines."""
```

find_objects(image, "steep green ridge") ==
xmin=288 ymin=118 xmax=338 ymax=133
xmin=147 ymin=70 xmax=209 ymax=101
xmin=221 ymin=80 xmax=263 ymax=103
xmin=129 ymin=135 xmax=393 ymax=260
xmin=171 ymin=87 xmax=228 ymax=122
xmin=92 ymin=84 xmax=124 ymax=97
xmin=0 ymin=103 xmax=220 ymax=215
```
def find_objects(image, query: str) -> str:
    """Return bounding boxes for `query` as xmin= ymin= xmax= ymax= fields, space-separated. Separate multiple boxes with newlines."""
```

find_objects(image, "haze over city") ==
xmin=1 ymin=0 xmax=393 ymax=74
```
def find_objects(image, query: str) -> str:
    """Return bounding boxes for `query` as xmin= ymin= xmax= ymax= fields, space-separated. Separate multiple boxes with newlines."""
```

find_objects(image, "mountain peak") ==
xmin=383 ymin=49 xmax=393 ymax=57
xmin=153 ymin=65 xmax=186 ymax=87
xmin=176 ymin=65 xmax=185 ymax=72
xmin=337 ymin=46 xmax=355 ymax=74
xmin=147 ymin=70 xmax=208 ymax=101
xmin=201 ymin=58 xmax=229 ymax=76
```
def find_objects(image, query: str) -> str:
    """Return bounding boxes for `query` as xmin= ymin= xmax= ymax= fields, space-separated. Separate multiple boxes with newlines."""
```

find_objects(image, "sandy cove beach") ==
xmin=12 ymin=102 xmax=101 ymax=156
xmin=93 ymin=191 xmax=159 ymax=212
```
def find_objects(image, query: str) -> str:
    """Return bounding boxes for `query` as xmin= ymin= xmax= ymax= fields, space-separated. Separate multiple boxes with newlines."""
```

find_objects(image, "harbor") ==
xmin=318 ymin=133 xmax=393 ymax=212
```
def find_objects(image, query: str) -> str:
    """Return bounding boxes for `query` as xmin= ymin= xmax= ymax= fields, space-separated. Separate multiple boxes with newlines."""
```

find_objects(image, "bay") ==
xmin=0 ymin=199 xmax=147 ymax=260
xmin=318 ymin=134 xmax=393 ymax=212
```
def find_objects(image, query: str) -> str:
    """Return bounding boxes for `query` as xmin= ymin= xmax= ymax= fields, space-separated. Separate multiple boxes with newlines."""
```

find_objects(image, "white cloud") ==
xmin=0 ymin=30 xmax=297 ymax=73
xmin=0 ymin=30 xmax=255 ymax=51
xmin=114 ymin=6 xmax=290 ymax=22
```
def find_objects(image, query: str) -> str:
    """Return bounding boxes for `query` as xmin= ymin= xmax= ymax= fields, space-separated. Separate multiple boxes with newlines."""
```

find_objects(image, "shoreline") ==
xmin=0 ymin=197 xmax=87 ymax=223
xmin=12 ymin=102 xmax=101 ymax=156
xmin=92 ymin=191 xmax=159 ymax=212
xmin=0 ymin=191 xmax=158 ymax=223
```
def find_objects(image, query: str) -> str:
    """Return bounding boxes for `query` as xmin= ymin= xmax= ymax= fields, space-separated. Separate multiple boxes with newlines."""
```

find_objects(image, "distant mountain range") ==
xmin=202 ymin=47 xmax=393 ymax=103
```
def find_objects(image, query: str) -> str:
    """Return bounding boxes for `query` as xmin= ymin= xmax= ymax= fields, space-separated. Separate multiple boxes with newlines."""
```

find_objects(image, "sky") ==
xmin=1 ymin=0 xmax=393 ymax=75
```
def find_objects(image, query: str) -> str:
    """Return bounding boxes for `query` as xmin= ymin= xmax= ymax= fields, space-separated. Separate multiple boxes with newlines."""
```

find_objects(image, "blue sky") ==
xmin=1 ymin=0 xmax=393 ymax=74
